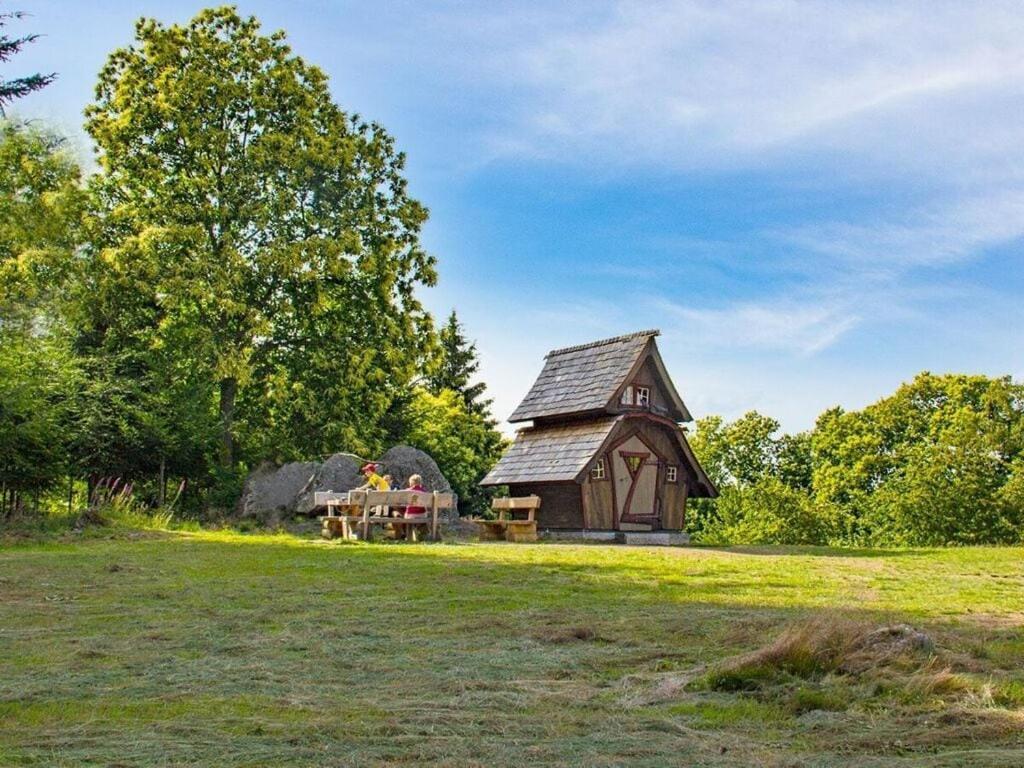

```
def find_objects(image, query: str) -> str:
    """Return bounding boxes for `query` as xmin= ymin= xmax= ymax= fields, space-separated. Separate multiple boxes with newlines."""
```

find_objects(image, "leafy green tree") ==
xmin=0 ymin=121 xmax=85 ymax=330
xmin=0 ymin=121 xmax=84 ymax=515
xmin=0 ymin=9 xmax=55 ymax=113
xmin=689 ymin=411 xmax=820 ymax=541
xmin=0 ymin=332 xmax=76 ymax=514
xmin=865 ymin=408 xmax=1021 ymax=545
xmin=812 ymin=372 xmax=1024 ymax=545
xmin=83 ymin=7 xmax=435 ymax=472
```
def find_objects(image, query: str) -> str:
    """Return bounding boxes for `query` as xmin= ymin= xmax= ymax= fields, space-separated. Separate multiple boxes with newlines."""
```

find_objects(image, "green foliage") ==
xmin=0 ymin=120 xmax=85 ymax=328
xmin=812 ymin=372 xmax=1024 ymax=545
xmin=0 ymin=121 xmax=86 ymax=512
xmin=82 ymin=7 xmax=435 ymax=470
xmin=700 ymin=478 xmax=834 ymax=545
xmin=400 ymin=387 xmax=506 ymax=516
xmin=0 ymin=332 xmax=75 ymax=501
xmin=425 ymin=311 xmax=491 ymax=415
xmin=691 ymin=373 xmax=1024 ymax=546
xmin=688 ymin=411 xmax=816 ymax=540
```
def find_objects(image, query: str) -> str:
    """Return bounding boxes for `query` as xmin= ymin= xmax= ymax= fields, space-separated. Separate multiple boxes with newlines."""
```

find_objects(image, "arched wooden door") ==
xmin=611 ymin=434 xmax=660 ymax=528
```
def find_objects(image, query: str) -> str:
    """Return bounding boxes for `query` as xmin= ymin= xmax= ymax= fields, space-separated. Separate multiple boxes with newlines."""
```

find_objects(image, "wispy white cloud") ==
xmin=780 ymin=189 xmax=1024 ymax=270
xmin=489 ymin=0 xmax=1024 ymax=176
xmin=653 ymin=296 xmax=861 ymax=355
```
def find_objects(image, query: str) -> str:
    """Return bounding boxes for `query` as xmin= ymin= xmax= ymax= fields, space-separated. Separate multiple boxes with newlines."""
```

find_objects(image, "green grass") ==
xmin=2 ymin=531 xmax=1023 ymax=766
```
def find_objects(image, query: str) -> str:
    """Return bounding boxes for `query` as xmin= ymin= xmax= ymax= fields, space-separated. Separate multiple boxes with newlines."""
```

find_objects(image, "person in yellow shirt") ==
xmin=358 ymin=463 xmax=390 ymax=491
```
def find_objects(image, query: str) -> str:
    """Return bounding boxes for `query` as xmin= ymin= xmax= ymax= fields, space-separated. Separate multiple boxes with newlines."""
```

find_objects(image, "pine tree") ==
xmin=0 ymin=9 xmax=56 ymax=114
xmin=427 ymin=311 xmax=492 ymax=417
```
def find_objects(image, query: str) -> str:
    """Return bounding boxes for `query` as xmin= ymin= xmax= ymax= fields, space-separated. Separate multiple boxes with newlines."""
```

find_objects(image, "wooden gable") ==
xmin=508 ymin=330 xmax=692 ymax=424
xmin=608 ymin=337 xmax=691 ymax=422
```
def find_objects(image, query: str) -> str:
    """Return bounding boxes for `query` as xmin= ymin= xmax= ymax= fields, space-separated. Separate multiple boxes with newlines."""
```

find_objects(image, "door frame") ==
xmin=607 ymin=429 xmax=666 ymax=529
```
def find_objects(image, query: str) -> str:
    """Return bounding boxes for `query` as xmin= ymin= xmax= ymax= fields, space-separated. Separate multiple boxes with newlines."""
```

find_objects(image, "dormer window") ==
xmin=636 ymin=387 xmax=650 ymax=407
xmin=620 ymin=386 xmax=634 ymax=405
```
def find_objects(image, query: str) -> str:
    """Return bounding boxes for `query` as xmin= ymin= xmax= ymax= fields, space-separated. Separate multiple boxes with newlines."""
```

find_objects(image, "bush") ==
xmin=697 ymin=478 xmax=834 ymax=545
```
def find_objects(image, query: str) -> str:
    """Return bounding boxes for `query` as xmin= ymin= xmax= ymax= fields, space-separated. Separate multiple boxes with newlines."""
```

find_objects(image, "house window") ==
xmin=666 ymin=465 xmax=678 ymax=483
xmin=636 ymin=386 xmax=650 ymax=407
xmin=591 ymin=458 xmax=607 ymax=480
xmin=620 ymin=386 xmax=634 ymax=405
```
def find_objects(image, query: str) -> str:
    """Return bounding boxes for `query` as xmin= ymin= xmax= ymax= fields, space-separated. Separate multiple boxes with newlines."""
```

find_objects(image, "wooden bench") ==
xmin=473 ymin=496 xmax=541 ymax=542
xmin=319 ymin=490 xmax=455 ymax=542
xmin=317 ymin=491 xmax=366 ymax=540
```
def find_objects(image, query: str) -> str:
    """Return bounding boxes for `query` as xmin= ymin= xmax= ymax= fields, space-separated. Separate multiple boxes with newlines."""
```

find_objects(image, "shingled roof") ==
xmin=480 ymin=417 xmax=620 ymax=486
xmin=508 ymin=330 xmax=659 ymax=423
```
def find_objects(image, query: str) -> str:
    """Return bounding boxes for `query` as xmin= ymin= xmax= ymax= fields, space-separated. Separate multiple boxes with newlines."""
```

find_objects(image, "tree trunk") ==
xmin=67 ymin=476 xmax=74 ymax=515
xmin=219 ymin=376 xmax=238 ymax=469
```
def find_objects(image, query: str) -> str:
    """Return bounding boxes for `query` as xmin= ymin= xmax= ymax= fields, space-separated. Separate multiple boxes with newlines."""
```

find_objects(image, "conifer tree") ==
xmin=0 ymin=9 xmax=55 ymax=114
xmin=426 ymin=311 xmax=491 ymax=417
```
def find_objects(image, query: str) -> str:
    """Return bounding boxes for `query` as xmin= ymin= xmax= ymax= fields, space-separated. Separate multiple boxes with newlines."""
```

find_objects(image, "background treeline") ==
xmin=689 ymin=372 xmax=1024 ymax=546
xmin=0 ymin=8 xmax=504 ymax=521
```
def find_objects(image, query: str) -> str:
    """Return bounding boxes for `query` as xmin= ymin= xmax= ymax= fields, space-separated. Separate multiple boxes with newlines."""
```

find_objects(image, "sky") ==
xmin=8 ymin=0 xmax=1024 ymax=433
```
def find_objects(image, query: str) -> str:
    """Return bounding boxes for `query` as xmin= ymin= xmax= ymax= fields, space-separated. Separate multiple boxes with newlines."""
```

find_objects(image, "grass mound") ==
xmin=700 ymin=615 xmax=935 ymax=692
xmin=682 ymin=613 xmax=1024 ymax=756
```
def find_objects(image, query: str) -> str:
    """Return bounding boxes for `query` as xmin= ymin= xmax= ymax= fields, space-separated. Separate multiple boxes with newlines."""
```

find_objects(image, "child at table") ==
xmin=357 ymin=463 xmax=390 ymax=491
xmin=403 ymin=474 xmax=427 ymax=518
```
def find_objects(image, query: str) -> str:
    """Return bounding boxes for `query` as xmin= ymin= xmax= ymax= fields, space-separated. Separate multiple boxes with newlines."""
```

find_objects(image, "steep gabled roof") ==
xmin=480 ymin=417 xmax=620 ymax=486
xmin=509 ymin=330 xmax=658 ymax=423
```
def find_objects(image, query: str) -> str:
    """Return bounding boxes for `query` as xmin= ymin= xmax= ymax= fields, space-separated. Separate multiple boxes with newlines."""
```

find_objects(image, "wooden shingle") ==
xmin=480 ymin=417 xmax=620 ymax=486
xmin=508 ymin=330 xmax=657 ymax=423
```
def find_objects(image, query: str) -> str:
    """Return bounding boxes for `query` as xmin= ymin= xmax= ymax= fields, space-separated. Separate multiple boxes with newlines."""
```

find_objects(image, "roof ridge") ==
xmin=545 ymin=329 xmax=659 ymax=358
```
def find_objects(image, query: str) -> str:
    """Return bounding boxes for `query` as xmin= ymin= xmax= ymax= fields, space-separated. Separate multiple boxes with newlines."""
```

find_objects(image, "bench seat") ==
xmin=472 ymin=496 xmax=541 ymax=543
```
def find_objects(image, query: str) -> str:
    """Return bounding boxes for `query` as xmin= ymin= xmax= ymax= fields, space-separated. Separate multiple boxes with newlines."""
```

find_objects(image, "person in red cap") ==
xmin=357 ymin=462 xmax=390 ymax=492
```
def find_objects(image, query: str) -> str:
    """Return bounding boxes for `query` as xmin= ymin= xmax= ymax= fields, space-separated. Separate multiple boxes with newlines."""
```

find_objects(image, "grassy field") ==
xmin=2 ymin=531 xmax=1023 ymax=767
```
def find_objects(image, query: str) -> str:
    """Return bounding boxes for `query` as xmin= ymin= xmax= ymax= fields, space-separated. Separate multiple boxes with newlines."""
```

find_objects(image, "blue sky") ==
xmin=9 ymin=1 xmax=1024 ymax=433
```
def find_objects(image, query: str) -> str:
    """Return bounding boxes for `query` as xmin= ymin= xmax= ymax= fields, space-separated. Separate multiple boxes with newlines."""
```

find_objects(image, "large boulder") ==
xmin=293 ymin=453 xmax=364 ymax=514
xmin=237 ymin=446 xmax=457 ymax=521
xmin=237 ymin=460 xmax=318 ymax=524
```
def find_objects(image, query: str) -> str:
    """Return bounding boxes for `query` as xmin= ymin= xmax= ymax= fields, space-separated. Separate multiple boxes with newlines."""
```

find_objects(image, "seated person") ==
xmin=357 ymin=463 xmax=390 ymax=491
xmin=403 ymin=474 xmax=427 ymax=518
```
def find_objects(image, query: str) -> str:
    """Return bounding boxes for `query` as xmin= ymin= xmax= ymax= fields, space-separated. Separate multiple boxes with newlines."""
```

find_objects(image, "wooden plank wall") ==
xmin=509 ymin=482 xmax=583 ymax=529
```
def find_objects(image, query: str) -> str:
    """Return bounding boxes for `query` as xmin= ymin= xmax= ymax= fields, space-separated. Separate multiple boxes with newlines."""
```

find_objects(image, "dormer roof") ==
xmin=508 ymin=329 xmax=692 ymax=424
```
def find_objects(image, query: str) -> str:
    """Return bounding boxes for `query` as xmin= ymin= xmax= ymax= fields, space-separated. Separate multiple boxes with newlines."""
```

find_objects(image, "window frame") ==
xmin=620 ymin=385 xmax=634 ymax=406
xmin=665 ymin=465 xmax=678 ymax=483
xmin=591 ymin=457 xmax=607 ymax=481
xmin=636 ymin=386 xmax=650 ymax=407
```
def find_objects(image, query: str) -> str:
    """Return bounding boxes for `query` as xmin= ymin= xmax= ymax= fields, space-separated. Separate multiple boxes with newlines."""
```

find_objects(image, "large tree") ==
xmin=813 ymin=372 xmax=1024 ymax=545
xmin=83 ymin=7 xmax=436 ymax=469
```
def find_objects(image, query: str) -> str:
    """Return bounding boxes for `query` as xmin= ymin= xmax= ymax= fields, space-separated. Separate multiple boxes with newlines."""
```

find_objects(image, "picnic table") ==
xmin=318 ymin=489 xmax=454 ymax=542
xmin=472 ymin=495 xmax=541 ymax=542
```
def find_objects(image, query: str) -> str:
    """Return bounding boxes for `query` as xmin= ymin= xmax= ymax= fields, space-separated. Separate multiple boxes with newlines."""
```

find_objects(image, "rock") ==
xmin=237 ymin=459 xmax=318 ymax=524
xmin=378 ymin=445 xmax=458 ymax=520
xmin=237 ymin=446 xmax=457 ymax=521
xmin=293 ymin=453 xmax=364 ymax=515
xmin=378 ymin=445 xmax=452 ymax=492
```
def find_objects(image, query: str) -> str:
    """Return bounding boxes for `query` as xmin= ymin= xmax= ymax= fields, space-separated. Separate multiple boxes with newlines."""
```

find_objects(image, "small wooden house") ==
xmin=480 ymin=330 xmax=716 ymax=532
